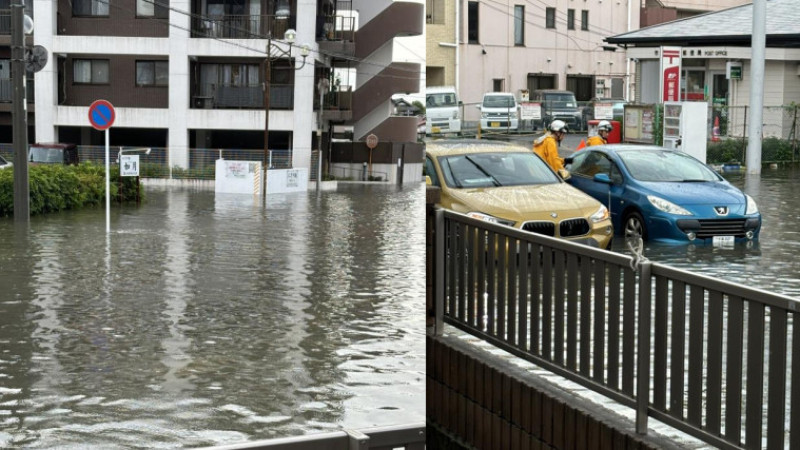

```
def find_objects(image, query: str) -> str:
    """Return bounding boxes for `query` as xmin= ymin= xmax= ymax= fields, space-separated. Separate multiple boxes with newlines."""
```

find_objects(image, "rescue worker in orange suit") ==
xmin=587 ymin=120 xmax=612 ymax=146
xmin=533 ymin=120 xmax=569 ymax=176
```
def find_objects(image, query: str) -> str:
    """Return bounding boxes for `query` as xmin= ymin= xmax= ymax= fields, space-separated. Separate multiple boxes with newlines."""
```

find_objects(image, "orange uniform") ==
xmin=533 ymin=134 xmax=564 ymax=172
xmin=587 ymin=135 xmax=607 ymax=146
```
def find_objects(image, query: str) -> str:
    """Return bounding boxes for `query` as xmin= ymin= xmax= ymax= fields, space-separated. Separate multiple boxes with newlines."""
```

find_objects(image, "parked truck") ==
xmin=425 ymin=86 xmax=462 ymax=136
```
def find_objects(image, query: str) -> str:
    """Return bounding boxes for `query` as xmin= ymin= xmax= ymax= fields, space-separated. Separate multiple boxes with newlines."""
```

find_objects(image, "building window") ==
xmin=493 ymin=79 xmax=504 ymax=92
xmin=514 ymin=5 xmax=524 ymax=46
xmin=137 ymin=0 xmax=169 ymax=18
xmin=567 ymin=9 xmax=575 ymax=30
xmin=73 ymin=59 xmax=109 ymax=84
xmin=136 ymin=61 xmax=168 ymax=86
xmin=546 ymin=7 xmax=555 ymax=29
xmin=467 ymin=1 xmax=479 ymax=44
xmin=581 ymin=10 xmax=589 ymax=31
xmin=73 ymin=0 xmax=110 ymax=16
xmin=426 ymin=0 xmax=444 ymax=24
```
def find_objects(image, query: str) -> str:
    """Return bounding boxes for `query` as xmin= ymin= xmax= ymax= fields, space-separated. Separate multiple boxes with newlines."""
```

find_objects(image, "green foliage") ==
xmin=0 ymin=163 xmax=144 ymax=217
xmin=707 ymin=139 xmax=745 ymax=164
xmin=761 ymin=137 xmax=794 ymax=162
xmin=412 ymin=100 xmax=426 ymax=115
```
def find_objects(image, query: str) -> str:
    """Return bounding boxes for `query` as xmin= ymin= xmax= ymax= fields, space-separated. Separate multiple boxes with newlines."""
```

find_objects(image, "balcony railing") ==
xmin=191 ymin=14 xmax=295 ymax=39
xmin=193 ymin=83 xmax=293 ymax=109
xmin=0 ymin=78 xmax=35 ymax=103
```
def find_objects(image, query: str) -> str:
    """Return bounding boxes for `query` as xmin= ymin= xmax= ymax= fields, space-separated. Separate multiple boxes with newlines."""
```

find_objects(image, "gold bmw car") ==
xmin=425 ymin=140 xmax=613 ymax=249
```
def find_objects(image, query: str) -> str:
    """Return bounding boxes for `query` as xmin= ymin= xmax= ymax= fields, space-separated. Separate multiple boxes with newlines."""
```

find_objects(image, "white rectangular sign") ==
xmin=520 ymin=102 xmax=542 ymax=120
xmin=120 ymin=155 xmax=140 ymax=177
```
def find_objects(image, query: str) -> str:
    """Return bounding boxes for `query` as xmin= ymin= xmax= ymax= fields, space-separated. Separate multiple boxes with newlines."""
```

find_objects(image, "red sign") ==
xmin=88 ymin=99 xmax=116 ymax=130
xmin=661 ymin=47 xmax=681 ymax=102
xmin=366 ymin=134 xmax=378 ymax=149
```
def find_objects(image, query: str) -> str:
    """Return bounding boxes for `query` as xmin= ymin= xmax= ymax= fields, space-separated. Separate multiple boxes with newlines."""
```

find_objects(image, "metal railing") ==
xmin=0 ymin=144 xmax=314 ymax=181
xmin=0 ymin=77 xmax=35 ymax=103
xmin=193 ymin=83 xmax=293 ymax=110
xmin=191 ymin=14 xmax=294 ymax=39
xmin=198 ymin=423 xmax=424 ymax=450
xmin=432 ymin=208 xmax=800 ymax=449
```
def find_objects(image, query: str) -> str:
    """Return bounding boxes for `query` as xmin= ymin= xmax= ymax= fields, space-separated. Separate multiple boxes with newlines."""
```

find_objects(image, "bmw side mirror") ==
xmin=594 ymin=173 xmax=612 ymax=184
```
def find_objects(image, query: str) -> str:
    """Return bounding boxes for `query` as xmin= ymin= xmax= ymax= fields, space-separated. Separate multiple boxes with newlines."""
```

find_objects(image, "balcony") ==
xmin=321 ymin=86 xmax=352 ymax=122
xmin=191 ymin=14 xmax=295 ymax=39
xmin=0 ymin=77 xmax=35 ymax=103
xmin=192 ymin=83 xmax=294 ymax=109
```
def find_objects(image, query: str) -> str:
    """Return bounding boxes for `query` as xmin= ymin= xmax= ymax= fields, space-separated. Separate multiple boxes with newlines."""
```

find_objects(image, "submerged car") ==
xmin=565 ymin=145 xmax=761 ymax=244
xmin=425 ymin=140 xmax=613 ymax=249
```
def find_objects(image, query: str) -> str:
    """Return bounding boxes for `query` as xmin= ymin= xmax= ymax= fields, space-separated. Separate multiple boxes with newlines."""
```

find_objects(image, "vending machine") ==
xmin=663 ymin=101 xmax=708 ymax=163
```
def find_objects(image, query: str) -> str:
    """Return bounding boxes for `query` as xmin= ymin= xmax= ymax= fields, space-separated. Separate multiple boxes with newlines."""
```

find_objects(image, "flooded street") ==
xmin=612 ymin=167 xmax=800 ymax=298
xmin=0 ymin=183 xmax=425 ymax=448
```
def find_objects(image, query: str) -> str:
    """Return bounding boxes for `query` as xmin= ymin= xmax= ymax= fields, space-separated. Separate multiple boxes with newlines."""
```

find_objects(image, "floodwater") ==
xmin=0 ymin=183 xmax=425 ymax=449
xmin=610 ymin=167 xmax=800 ymax=298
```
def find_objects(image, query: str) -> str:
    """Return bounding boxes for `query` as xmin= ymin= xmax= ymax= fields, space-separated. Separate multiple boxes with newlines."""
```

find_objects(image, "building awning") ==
xmin=606 ymin=0 xmax=800 ymax=48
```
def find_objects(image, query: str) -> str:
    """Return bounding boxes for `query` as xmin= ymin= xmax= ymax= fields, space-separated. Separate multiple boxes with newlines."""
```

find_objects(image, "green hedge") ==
xmin=0 ymin=163 xmax=144 ymax=217
xmin=707 ymin=137 xmax=798 ymax=164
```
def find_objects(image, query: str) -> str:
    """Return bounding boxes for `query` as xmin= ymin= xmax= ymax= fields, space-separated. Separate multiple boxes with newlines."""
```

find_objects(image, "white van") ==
xmin=479 ymin=92 xmax=518 ymax=131
xmin=425 ymin=86 xmax=462 ymax=135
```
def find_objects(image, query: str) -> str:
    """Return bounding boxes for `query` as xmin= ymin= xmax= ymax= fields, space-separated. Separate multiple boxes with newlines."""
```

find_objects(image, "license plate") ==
xmin=712 ymin=235 xmax=735 ymax=247
xmin=432 ymin=126 xmax=441 ymax=134
xmin=490 ymin=122 xmax=500 ymax=127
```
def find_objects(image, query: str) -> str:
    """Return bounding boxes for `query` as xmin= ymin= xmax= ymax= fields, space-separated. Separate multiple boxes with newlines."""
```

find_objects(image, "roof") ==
xmin=606 ymin=0 xmax=800 ymax=47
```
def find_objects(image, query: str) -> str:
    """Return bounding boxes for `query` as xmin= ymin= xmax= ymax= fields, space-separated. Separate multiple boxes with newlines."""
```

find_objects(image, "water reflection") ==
xmin=611 ymin=167 xmax=800 ymax=297
xmin=0 ymin=183 xmax=425 ymax=448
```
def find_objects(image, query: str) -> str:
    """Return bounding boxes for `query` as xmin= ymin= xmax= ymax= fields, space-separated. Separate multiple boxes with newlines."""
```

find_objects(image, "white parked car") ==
xmin=0 ymin=155 xmax=12 ymax=169
xmin=479 ymin=92 xmax=518 ymax=132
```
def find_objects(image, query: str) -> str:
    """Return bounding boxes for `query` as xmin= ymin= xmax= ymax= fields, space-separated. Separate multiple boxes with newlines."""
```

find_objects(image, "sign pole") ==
xmin=105 ymin=128 xmax=110 ymax=233
xmin=88 ymin=99 xmax=116 ymax=233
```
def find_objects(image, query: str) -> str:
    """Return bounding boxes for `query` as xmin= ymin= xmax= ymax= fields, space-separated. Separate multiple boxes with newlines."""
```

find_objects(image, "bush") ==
xmin=0 ymin=162 xmax=144 ymax=217
xmin=707 ymin=139 xmax=745 ymax=164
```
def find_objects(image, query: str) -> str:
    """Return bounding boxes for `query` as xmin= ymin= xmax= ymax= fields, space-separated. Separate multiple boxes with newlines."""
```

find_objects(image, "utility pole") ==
xmin=11 ymin=0 xmax=30 ymax=223
xmin=746 ymin=0 xmax=766 ymax=175
xmin=262 ymin=36 xmax=272 ymax=206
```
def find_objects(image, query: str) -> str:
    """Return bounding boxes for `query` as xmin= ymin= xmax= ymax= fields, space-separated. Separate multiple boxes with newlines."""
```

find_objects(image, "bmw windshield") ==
xmin=439 ymin=152 xmax=561 ymax=188
xmin=618 ymin=150 xmax=722 ymax=182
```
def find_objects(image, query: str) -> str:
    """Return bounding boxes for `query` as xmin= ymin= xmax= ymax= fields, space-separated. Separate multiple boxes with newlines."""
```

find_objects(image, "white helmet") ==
xmin=597 ymin=120 xmax=613 ymax=132
xmin=549 ymin=119 xmax=568 ymax=133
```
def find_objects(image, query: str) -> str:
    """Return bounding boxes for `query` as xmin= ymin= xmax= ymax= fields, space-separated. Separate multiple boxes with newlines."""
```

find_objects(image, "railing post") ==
xmin=434 ymin=208 xmax=445 ymax=336
xmin=636 ymin=260 xmax=653 ymax=434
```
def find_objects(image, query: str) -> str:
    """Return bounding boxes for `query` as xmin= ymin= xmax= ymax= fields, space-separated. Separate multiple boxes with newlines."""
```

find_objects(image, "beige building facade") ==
xmin=454 ymin=0 xmax=640 ymax=123
xmin=426 ymin=0 xmax=459 ymax=87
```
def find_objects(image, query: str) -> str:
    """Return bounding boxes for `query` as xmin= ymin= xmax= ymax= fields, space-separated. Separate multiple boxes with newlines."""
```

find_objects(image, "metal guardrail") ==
xmin=432 ymin=208 xmax=800 ymax=449
xmin=196 ymin=423 xmax=425 ymax=450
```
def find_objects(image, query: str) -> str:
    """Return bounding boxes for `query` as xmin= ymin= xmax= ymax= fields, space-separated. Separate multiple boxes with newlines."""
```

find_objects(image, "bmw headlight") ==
xmin=647 ymin=195 xmax=692 ymax=215
xmin=745 ymin=194 xmax=759 ymax=214
xmin=466 ymin=212 xmax=515 ymax=227
xmin=589 ymin=204 xmax=610 ymax=223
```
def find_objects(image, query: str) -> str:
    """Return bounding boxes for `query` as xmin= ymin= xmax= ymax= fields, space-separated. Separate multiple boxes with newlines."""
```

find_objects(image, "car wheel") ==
xmin=623 ymin=211 xmax=647 ymax=241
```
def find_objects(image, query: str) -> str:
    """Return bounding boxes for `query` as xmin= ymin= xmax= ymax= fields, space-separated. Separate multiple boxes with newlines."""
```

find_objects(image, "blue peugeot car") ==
xmin=564 ymin=145 xmax=761 ymax=244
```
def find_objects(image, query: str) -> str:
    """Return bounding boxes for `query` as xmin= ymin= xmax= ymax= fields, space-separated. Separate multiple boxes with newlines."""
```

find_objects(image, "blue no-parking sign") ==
xmin=88 ymin=99 xmax=115 ymax=130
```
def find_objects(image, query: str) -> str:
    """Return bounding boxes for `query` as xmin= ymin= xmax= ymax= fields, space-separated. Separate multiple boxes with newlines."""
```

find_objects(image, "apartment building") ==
xmin=0 ymin=0 xmax=423 ymax=176
xmin=450 ymin=0 xmax=639 ymax=124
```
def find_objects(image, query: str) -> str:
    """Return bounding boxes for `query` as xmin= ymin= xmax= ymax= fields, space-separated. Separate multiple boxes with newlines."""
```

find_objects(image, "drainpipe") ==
xmin=626 ymin=0 xmax=632 ymax=101
xmin=455 ymin=0 xmax=460 ymax=93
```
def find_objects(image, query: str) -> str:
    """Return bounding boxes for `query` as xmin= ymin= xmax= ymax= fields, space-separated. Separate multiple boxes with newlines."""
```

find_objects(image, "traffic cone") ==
xmin=712 ymin=116 xmax=720 ymax=142
xmin=576 ymin=139 xmax=586 ymax=151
